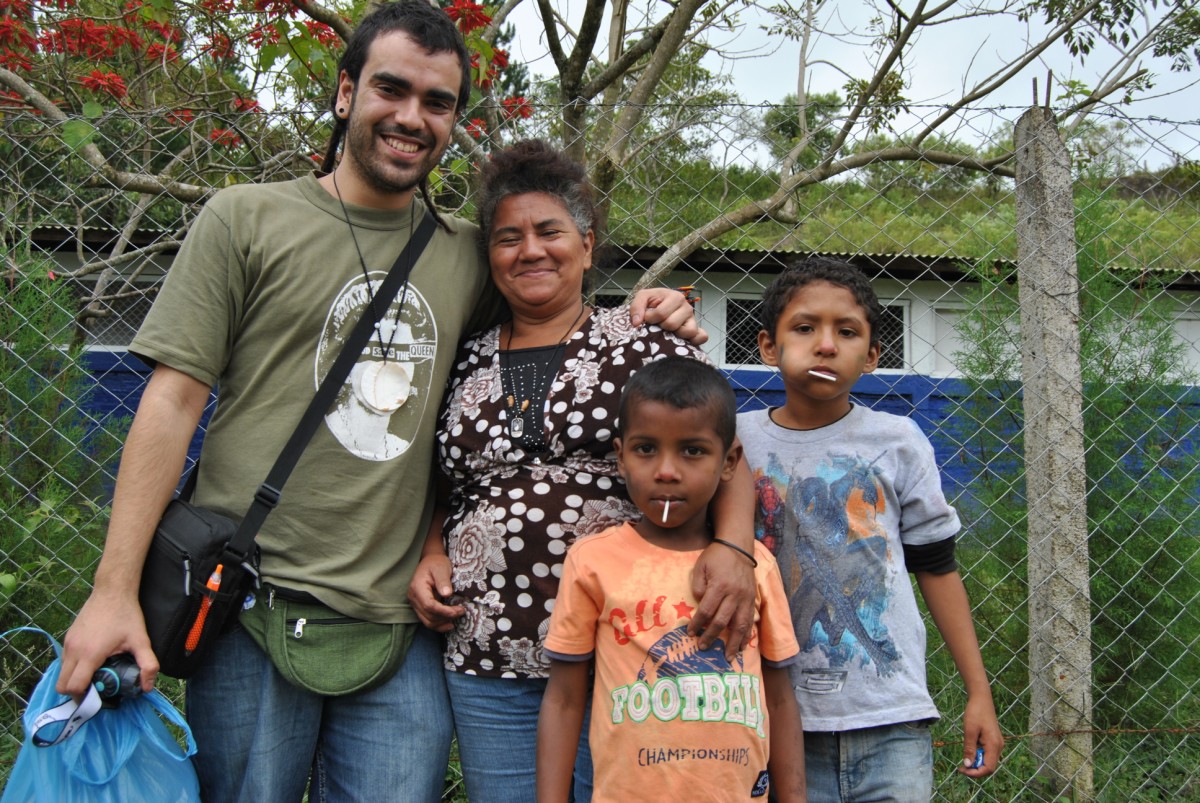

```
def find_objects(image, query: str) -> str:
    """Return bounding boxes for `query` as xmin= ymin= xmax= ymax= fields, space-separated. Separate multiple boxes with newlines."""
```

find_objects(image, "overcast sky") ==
xmin=502 ymin=2 xmax=1198 ymax=168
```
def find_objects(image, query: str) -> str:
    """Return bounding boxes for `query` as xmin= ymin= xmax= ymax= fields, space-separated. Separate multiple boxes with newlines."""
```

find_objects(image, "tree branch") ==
xmin=562 ymin=0 xmax=610 ymax=90
xmin=536 ymin=0 xmax=570 ymax=77
xmin=577 ymin=15 xmax=672 ymax=100
xmin=912 ymin=0 xmax=1107 ymax=145
xmin=0 ymin=68 xmax=211 ymax=203
xmin=293 ymin=0 xmax=354 ymax=42
xmin=63 ymin=240 xmax=184 ymax=280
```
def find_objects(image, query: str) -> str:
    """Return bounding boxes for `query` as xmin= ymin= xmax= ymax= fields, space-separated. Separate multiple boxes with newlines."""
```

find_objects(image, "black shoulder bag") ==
xmin=139 ymin=211 xmax=437 ymax=679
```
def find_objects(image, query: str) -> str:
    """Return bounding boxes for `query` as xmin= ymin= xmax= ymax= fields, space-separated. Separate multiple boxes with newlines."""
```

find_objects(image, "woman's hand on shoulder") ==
xmin=690 ymin=540 xmax=756 ymax=660
xmin=629 ymin=288 xmax=708 ymax=346
xmin=407 ymin=554 xmax=465 ymax=632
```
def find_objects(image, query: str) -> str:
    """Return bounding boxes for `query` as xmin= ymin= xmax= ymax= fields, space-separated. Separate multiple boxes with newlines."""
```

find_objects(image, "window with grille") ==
xmin=725 ymin=298 xmax=765 ymax=366
xmin=724 ymin=297 xmax=907 ymax=370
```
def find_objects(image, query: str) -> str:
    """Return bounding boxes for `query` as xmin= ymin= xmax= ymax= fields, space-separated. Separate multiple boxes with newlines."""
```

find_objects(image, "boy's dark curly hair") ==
xmin=759 ymin=256 xmax=883 ymax=347
xmin=475 ymin=139 xmax=603 ymax=255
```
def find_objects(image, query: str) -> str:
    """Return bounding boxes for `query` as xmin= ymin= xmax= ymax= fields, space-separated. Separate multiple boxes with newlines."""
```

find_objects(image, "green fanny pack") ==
xmin=240 ymin=584 xmax=415 ymax=696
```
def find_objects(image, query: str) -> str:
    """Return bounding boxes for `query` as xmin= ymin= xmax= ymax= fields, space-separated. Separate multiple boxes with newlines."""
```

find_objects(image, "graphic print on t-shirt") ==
xmin=317 ymin=271 xmax=437 ymax=460
xmin=756 ymin=450 xmax=901 ymax=681
xmin=609 ymin=624 xmax=766 ymax=739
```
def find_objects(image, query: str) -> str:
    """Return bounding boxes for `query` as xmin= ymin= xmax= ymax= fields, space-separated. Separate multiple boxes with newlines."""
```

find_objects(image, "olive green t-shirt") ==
xmin=132 ymin=174 xmax=496 ymax=623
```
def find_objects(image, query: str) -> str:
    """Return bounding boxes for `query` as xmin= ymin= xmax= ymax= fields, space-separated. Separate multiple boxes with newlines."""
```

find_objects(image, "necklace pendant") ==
xmin=354 ymin=361 xmax=412 ymax=414
xmin=509 ymin=414 xmax=525 ymax=438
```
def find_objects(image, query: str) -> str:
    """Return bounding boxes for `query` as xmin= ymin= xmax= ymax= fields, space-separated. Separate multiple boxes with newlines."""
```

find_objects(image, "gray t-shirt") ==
xmin=737 ymin=405 xmax=959 ymax=731
xmin=132 ymin=174 xmax=496 ymax=623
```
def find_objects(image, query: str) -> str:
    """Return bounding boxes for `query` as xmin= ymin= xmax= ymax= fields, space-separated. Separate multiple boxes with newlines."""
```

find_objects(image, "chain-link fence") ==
xmin=2 ymin=100 xmax=1199 ymax=801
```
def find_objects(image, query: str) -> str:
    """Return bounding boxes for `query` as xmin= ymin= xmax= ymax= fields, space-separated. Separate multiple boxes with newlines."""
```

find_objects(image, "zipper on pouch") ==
xmin=288 ymin=616 xmax=357 ymax=638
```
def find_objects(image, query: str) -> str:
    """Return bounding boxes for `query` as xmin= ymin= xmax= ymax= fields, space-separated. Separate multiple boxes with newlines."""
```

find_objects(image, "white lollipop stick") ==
xmin=662 ymin=500 xmax=670 ymax=524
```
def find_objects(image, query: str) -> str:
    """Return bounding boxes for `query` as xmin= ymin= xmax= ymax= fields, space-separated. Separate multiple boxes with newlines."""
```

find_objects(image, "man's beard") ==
xmin=344 ymin=116 xmax=444 ymax=196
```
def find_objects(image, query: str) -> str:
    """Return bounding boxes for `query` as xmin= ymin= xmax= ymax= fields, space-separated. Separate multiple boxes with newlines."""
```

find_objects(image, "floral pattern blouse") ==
xmin=436 ymin=306 xmax=706 ymax=677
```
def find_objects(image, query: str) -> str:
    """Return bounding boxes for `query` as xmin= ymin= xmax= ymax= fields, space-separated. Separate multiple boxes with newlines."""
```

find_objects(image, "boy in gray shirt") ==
xmin=737 ymin=257 xmax=1003 ymax=801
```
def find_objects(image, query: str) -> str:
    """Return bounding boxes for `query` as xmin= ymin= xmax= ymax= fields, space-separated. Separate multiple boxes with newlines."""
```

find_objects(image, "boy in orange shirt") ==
xmin=537 ymin=357 xmax=806 ymax=802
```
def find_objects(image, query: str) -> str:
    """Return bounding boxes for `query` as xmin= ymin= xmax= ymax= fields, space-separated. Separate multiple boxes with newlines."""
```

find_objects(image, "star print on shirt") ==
xmin=673 ymin=600 xmax=695 ymax=619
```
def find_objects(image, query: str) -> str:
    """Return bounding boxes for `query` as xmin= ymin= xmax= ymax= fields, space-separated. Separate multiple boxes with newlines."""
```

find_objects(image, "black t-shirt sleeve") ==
xmin=903 ymin=535 xmax=957 ymax=574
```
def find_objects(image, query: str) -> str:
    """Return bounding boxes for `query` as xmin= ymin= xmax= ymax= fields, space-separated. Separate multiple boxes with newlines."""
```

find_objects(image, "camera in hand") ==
xmin=92 ymin=653 xmax=142 ymax=704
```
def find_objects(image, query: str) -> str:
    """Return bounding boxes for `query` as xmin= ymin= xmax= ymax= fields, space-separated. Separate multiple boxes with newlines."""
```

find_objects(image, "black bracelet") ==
xmin=712 ymin=537 xmax=758 ymax=568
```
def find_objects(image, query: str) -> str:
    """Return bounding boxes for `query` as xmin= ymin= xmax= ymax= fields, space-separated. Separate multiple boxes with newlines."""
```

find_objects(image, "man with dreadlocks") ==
xmin=54 ymin=3 xmax=702 ymax=800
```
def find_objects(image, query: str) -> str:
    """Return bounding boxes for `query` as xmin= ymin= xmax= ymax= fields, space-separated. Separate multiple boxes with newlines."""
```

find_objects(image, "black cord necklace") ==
xmin=332 ymin=169 xmax=417 ymax=414
xmin=332 ymin=169 xmax=413 ymax=365
xmin=501 ymin=304 xmax=588 ymax=442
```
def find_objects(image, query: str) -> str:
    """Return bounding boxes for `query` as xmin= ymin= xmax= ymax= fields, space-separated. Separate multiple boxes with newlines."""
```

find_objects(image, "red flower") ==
xmin=208 ymin=127 xmax=242 ymax=148
xmin=303 ymin=20 xmax=341 ymax=48
xmin=0 ymin=0 xmax=34 ymax=17
xmin=0 ymin=18 xmax=37 ymax=52
xmin=465 ymin=117 xmax=486 ymax=138
xmin=247 ymin=23 xmax=282 ymax=48
xmin=144 ymin=20 xmax=182 ymax=44
xmin=0 ymin=89 xmax=31 ymax=108
xmin=166 ymin=108 xmax=194 ymax=126
xmin=491 ymin=47 xmax=508 ymax=70
xmin=145 ymin=42 xmax=179 ymax=61
xmin=444 ymin=0 xmax=491 ymax=35
xmin=0 ymin=49 xmax=34 ymax=71
xmin=40 ymin=19 xmax=141 ymax=58
xmin=501 ymin=95 xmax=533 ymax=120
xmin=204 ymin=32 xmax=235 ymax=60
xmin=199 ymin=0 xmax=235 ymax=11
xmin=80 ymin=69 xmax=127 ymax=99
xmin=106 ymin=25 xmax=144 ymax=53
xmin=252 ymin=0 xmax=297 ymax=17
xmin=233 ymin=97 xmax=262 ymax=113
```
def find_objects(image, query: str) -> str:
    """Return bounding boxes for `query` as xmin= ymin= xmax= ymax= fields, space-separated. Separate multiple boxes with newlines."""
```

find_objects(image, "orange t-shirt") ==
xmin=544 ymin=524 xmax=799 ymax=801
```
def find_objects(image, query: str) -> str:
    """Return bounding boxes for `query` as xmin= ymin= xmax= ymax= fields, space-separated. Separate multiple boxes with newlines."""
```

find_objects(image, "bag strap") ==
xmin=208 ymin=210 xmax=438 ymax=571
xmin=31 ymin=687 xmax=103 ymax=747
xmin=139 ymin=689 xmax=199 ymax=760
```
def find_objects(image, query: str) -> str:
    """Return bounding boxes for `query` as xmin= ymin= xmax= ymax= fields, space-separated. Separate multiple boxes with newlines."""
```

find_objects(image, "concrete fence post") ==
xmin=1014 ymin=106 xmax=1095 ymax=800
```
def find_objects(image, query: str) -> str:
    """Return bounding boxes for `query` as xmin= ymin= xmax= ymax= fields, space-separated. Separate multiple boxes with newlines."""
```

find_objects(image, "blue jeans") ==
xmin=186 ymin=624 xmax=452 ymax=803
xmin=802 ymin=720 xmax=934 ymax=803
xmin=445 ymin=670 xmax=593 ymax=802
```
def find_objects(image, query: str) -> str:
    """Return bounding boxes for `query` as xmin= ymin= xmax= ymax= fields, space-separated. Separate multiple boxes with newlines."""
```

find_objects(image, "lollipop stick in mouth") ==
xmin=662 ymin=500 xmax=670 ymax=524
xmin=808 ymin=369 xmax=837 ymax=381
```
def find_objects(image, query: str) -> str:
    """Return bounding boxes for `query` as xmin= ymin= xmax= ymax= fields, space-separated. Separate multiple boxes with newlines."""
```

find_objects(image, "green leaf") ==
xmin=82 ymin=101 xmax=103 ymax=119
xmin=259 ymin=43 xmax=282 ymax=72
xmin=138 ymin=0 xmax=174 ymax=24
xmin=63 ymin=120 xmax=96 ymax=150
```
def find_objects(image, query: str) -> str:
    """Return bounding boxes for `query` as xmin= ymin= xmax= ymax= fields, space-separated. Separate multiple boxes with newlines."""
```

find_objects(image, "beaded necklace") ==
xmin=501 ymin=304 xmax=588 ymax=442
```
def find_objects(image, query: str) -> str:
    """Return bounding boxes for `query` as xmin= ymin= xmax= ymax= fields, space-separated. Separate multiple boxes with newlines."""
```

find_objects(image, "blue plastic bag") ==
xmin=1 ymin=628 xmax=200 ymax=803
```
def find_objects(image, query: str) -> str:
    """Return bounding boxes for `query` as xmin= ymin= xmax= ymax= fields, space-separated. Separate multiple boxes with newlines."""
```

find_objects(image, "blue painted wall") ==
xmin=82 ymin=350 xmax=213 ymax=490
xmin=83 ymin=352 xmax=982 ymax=501
xmin=82 ymin=353 xmax=1200 ymax=517
xmin=726 ymin=368 xmax=983 ymax=501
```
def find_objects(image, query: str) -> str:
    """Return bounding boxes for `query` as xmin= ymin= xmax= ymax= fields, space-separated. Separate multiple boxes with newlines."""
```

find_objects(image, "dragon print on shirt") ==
xmin=317 ymin=271 xmax=438 ymax=461
xmin=756 ymin=450 xmax=901 ymax=678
